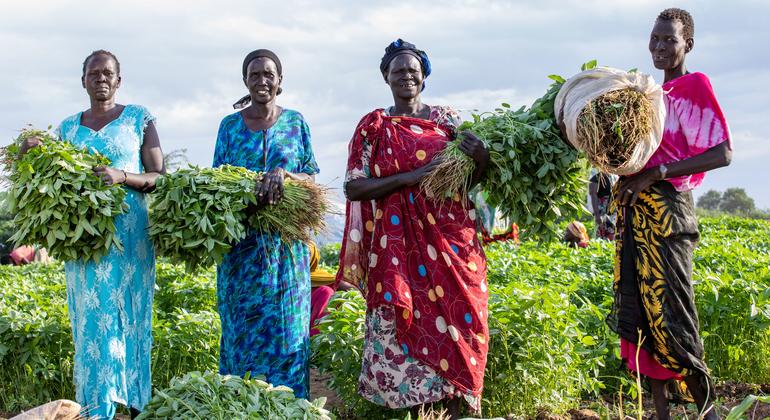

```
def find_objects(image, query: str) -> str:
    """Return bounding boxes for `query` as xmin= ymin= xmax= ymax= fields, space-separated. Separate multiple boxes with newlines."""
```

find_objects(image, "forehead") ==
xmin=246 ymin=57 xmax=278 ymax=74
xmin=85 ymin=54 xmax=117 ymax=71
xmin=652 ymin=18 xmax=685 ymax=37
xmin=388 ymin=54 xmax=422 ymax=71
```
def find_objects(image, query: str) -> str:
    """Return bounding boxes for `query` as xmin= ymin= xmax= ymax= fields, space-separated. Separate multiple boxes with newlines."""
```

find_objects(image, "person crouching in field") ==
xmin=607 ymin=8 xmax=732 ymax=420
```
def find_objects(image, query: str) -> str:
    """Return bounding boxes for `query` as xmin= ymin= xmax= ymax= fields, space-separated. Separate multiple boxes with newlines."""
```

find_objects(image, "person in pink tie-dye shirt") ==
xmin=606 ymin=8 xmax=732 ymax=420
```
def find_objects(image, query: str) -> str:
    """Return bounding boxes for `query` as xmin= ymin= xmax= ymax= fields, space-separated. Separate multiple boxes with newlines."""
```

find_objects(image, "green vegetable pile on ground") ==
xmin=149 ymin=165 xmax=329 ymax=271
xmin=136 ymin=371 xmax=332 ymax=420
xmin=420 ymin=65 xmax=591 ymax=241
xmin=1 ymin=128 xmax=127 ymax=261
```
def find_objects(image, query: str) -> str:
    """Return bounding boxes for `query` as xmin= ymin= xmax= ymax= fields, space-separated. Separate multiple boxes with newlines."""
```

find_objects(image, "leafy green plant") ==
xmin=725 ymin=394 xmax=770 ymax=420
xmin=154 ymin=262 xmax=217 ymax=316
xmin=137 ymin=371 xmax=332 ymax=419
xmin=0 ymin=260 xmax=221 ymax=413
xmin=149 ymin=165 xmax=256 ymax=271
xmin=152 ymin=309 xmax=220 ymax=390
xmin=149 ymin=165 xmax=330 ymax=271
xmin=319 ymin=242 xmax=341 ymax=270
xmin=2 ymin=128 xmax=127 ymax=262
xmin=1 ymin=216 xmax=768 ymax=418
xmin=0 ymin=263 xmax=74 ymax=411
xmin=310 ymin=291 xmax=398 ymax=419
xmin=311 ymin=217 xmax=770 ymax=417
xmin=420 ymin=66 xmax=591 ymax=242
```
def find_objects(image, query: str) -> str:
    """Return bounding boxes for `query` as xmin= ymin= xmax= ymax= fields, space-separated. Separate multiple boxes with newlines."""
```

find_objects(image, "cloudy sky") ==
xmin=1 ymin=0 xmax=767 ymax=207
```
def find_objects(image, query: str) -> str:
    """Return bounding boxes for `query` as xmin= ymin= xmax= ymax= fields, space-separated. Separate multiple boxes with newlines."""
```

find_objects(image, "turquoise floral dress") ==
xmin=57 ymin=105 xmax=156 ymax=419
xmin=213 ymin=108 xmax=319 ymax=398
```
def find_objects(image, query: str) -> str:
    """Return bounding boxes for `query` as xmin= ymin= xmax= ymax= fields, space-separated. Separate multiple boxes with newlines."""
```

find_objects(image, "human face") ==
xmin=82 ymin=54 xmax=121 ymax=102
xmin=384 ymin=54 xmax=424 ymax=100
xmin=649 ymin=18 xmax=692 ymax=71
xmin=244 ymin=57 xmax=282 ymax=104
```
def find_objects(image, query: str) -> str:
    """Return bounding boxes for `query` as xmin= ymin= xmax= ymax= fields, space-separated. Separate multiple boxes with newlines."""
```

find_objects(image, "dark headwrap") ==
xmin=379 ymin=39 xmax=432 ymax=91
xmin=233 ymin=49 xmax=283 ymax=109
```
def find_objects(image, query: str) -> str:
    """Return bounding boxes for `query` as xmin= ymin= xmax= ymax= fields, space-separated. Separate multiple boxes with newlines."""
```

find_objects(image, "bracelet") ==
xmin=121 ymin=170 xmax=128 ymax=184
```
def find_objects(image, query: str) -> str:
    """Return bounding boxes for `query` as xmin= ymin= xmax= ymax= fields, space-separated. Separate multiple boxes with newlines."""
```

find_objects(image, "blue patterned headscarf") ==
xmin=379 ymin=39 xmax=431 ymax=91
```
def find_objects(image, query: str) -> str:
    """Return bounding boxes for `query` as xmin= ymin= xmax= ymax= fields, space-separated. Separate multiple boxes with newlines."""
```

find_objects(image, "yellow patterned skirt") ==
xmin=606 ymin=181 xmax=713 ymax=396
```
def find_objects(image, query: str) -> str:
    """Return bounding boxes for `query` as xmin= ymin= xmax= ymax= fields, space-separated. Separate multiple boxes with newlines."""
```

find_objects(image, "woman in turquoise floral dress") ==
xmin=19 ymin=50 xmax=166 ymax=419
xmin=213 ymin=49 xmax=319 ymax=398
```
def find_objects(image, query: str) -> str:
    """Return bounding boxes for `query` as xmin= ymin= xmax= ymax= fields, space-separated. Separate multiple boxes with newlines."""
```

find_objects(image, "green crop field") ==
xmin=1 ymin=216 xmax=768 ymax=418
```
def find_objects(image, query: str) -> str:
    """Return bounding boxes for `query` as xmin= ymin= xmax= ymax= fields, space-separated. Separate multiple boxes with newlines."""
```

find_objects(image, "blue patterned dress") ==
xmin=213 ymin=108 xmax=319 ymax=398
xmin=57 ymin=105 xmax=156 ymax=419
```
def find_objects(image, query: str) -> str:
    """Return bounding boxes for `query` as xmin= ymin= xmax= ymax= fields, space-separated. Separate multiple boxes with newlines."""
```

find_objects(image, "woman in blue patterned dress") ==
xmin=213 ymin=49 xmax=320 ymax=398
xmin=19 ymin=50 xmax=166 ymax=419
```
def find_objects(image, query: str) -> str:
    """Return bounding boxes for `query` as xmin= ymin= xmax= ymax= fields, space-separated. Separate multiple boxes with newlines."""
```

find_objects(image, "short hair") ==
xmin=657 ymin=8 xmax=694 ymax=40
xmin=82 ymin=50 xmax=120 ymax=77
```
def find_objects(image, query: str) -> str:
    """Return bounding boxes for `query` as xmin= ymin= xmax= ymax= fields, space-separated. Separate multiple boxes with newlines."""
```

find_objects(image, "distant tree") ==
xmin=720 ymin=187 xmax=755 ymax=215
xmin=697 ymin=189 xmax=722 ymax=210
xmin=163 ymin=148 xmax=189 ymax=172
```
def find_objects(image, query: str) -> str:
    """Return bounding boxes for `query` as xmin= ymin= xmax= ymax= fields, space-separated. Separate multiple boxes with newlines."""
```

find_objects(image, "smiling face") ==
xmin=649 ymin=18 xmax=692 ymax=71
xmin=384 ymin=54 xmax=424 ymax=100
xmin=82 ymin=54 xmax=121 ymax=102
xmin=244 ymin=57 xmax=282 ymax=105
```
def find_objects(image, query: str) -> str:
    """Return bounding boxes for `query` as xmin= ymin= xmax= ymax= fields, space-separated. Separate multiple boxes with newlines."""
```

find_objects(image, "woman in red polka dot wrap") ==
xmin=337 ymin=39 xmax=491 ymax=418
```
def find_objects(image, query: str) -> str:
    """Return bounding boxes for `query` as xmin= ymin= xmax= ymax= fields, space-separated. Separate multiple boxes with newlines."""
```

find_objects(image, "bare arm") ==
xmin=660 ymin=141 xmax=732 ymax=179
xmin=618 ymin=142 xmax=732 ymax=206
xmin=94 ymin=121 xmax=166 ymax=192
xmin=344 ymin=159 xmax=443 ymax=202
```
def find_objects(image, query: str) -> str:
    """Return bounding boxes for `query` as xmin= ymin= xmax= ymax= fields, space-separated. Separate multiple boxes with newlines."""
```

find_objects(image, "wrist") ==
xmin=272 ymin=167 xmax=287 ymax=179
xmin=405 ymin=170 xmax=420 ymax=186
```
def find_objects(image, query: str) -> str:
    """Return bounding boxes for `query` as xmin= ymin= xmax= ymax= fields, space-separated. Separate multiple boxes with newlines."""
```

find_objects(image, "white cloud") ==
xmin=0 ymin=0 xmax=767 ymax=206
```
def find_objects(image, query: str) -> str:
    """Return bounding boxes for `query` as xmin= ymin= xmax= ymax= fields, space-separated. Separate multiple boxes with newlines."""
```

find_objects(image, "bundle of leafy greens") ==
xmin=1 ymin=128 xmax=127 ymax=261
xmin=421 ymin=64 xmax=593 ymax=241
xmin=149 ymin=165 xmax=329 ymax=271
xmin=136 ymin=371 xmax=333 ymax=420
xmin=148 ymin=165 xmax=255 ymax=270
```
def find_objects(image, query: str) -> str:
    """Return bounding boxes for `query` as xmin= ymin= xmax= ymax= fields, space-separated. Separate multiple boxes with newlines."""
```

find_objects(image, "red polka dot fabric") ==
xmin=337 ymin=109 xmax=489 ymax=399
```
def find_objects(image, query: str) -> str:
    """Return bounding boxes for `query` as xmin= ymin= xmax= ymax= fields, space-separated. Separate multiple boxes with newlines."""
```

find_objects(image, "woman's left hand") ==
xmin=93 ymin=166 xmax=126 ymax=186
xmin=617 ymin=168 xmax=660 ymax=207
xmin=458 ymin=131 xmax=489 ymax=166
xmin=258 ymin=167 xmax=285 ymax=205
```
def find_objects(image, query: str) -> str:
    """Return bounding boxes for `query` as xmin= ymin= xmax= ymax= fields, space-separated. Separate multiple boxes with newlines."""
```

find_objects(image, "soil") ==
xmin=530 ymin=381 xmax=770 ymax=420
xmin=3 ymin=379 xmax=767 ymax=419
xmin=310 ymin=367 xmax=343 ymax=411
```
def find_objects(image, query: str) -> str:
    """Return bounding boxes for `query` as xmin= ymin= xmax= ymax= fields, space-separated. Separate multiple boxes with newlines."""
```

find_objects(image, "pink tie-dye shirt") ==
xmin=644 ymin=72 xmax=732 ymax=191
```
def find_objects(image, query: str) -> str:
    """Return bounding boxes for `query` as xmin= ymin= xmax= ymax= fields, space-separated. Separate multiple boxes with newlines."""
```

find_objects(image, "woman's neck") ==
xmin=664 ymin=62 xmax=688 ymax=83
xmin=246 ymin=101 xmax=279 ymax=121
xmin=391 ymin=96 xmax=427 ymax=118
xmin=88 ymin=99 xmax=117 ymax=116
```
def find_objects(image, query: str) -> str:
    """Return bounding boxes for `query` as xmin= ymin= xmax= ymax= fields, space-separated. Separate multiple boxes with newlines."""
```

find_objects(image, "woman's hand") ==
xmin=18 ymin=136 xmax=43 ymax=156
xmin=617 ymin=167 xmax=660 ymax=206
xmin=458 ymin=131 xmax=489 ymax=166
xmin=93 ymin=166 xmax=127 ymax=186
xmin=258 ymin=167 xmax=285 ymax=205
xmin=406 ymin=156 xmax=443 ymax=186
